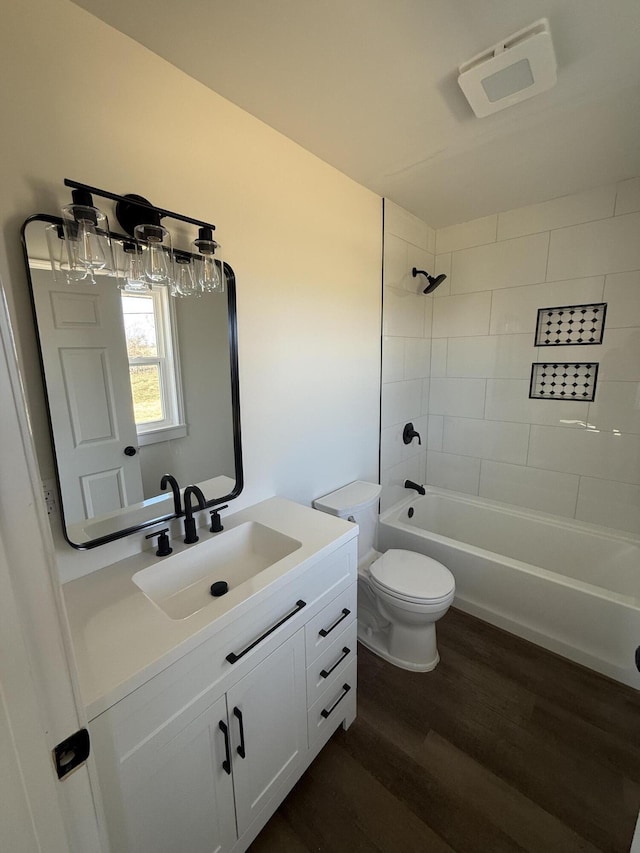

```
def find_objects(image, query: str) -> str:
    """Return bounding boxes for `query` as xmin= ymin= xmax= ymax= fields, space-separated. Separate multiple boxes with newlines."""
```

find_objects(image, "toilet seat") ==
xmin=369 ymin=549 xmax=455 ymax=603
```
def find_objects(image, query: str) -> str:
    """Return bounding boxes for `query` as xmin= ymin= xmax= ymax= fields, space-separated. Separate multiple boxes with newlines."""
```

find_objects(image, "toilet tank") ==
xmin=313 ymin=481 xmax=382 ymax=563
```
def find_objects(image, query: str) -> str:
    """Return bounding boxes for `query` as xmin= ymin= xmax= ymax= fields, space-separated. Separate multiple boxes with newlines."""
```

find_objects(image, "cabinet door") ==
xmin=110 ymin=694 xmax=236 ymax=853
xmin=227 ymin=628 xmax=307 ymax=837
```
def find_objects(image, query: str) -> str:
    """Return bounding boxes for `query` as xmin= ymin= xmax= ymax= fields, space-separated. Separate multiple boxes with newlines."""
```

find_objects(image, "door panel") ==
xmin=227 ymin=629 xmax=307 ymax=837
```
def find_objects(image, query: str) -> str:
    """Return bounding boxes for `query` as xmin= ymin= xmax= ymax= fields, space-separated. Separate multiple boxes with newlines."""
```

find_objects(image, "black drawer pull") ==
xmin=320 ymin=683 xmax=351 ymax=719
xmin=219 ymin=720 xmax=231 ymax=774
xmin=318 ymin=607 xmax=350 ymax=638
xmin=226 ymin=600 xmax=306 ymax=664
xmin=233 ymin=707 xmax=246 ymax=759
xmin=320 ymin=647 xmax=351 ymax=679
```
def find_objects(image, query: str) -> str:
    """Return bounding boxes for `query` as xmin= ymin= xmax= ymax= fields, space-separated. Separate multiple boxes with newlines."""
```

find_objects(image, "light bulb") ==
xmin=134 ymin=223 xmax=173 ymax=285
xmin=173 ymin=254 xmax=200 ymax=298
xmin=45 ymin=223 xmax=85 ymax=284
xmin=118 ymin=241 xmax=150 ymax=293
xmin=192 ymin=228 xmax=224 ymax=293
xmin=61 ymin=202 xmax=114 ymax=284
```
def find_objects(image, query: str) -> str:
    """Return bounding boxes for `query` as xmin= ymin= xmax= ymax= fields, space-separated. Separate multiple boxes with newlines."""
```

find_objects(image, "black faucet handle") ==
xmin=145 ymin=527 xmax=173 ymax=557
xmin=210 ymin=504 xmax=229 ymax=533
xmin=403 ymin=422 xmax=422 ymax=445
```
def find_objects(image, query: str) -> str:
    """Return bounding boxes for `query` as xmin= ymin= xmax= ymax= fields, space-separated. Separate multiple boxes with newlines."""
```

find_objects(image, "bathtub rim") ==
xmin=379 ymin=485 xmax=640 ymax=609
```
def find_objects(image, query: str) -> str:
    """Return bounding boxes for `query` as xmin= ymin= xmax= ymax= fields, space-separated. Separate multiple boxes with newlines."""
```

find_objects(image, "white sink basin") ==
xmin=132 ymin=522 xmax=302 ymax=620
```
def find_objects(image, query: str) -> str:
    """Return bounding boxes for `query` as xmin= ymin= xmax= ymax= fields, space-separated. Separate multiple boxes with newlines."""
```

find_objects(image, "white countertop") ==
xmin=63 ymin=497 xmax=356 ymax=719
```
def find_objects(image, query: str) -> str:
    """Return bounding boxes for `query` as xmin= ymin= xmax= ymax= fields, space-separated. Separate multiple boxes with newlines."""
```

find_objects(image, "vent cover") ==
xmin=458 ymin=19 xmax=557 ymax=118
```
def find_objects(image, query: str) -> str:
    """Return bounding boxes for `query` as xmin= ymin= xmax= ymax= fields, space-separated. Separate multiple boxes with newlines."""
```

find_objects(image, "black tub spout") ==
xmin=404 ymin=480 xmax=426 ymax=496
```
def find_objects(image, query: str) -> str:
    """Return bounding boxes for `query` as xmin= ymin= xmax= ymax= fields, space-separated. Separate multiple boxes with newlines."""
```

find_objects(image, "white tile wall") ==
xmin=489 ymin=277 xmax=605 ymax=335
xmin=485 ymin=380 xmax=589 ymax=428
xmin=427 ymin=450 xmax=481 ymax=495
xmin=446 ymin=335 xmax=533 ymax=379
xmin=383 ymin=182 xmax=640 ymax=534
xmin=528 ymin=426 xmax=640 ymax=485
xmin=442 ymin=417 xmax=530 ymax=465
xmin=496 ymin=185 xmax=616 ymax=241
xmin=429 ymin=378 xmax=486 ymax=418
xmin=604 ymin=272 xmax=640 ymax=328
xmin=575 ymin=477 xmax=640 ymax=534
xmin=547 ymin=212 xmax=640 ymax=281
xmin=451 ymin=232 xmax=549 ymax=294
xmin=615 ymin=178 xmax=640 ymax=216
xmin=432 ymin=292 xmax=491 ymax=337
xmin=479 ymin=460 xmax=579 ymax=518
xmin=436 ymin=215 xmax=497 ymax=255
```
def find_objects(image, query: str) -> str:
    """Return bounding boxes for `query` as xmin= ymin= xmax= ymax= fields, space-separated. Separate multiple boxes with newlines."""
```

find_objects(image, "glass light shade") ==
xmin=172 ymin=254 xmax=200 ymax=298
xmin=45 ymin=223 xmax=86 ymax=284
xmin=61 ymin=203 xmax=115 ymax=283
xmin=117 ymin=241 xmax=151 ymax=293
xmin=134 ymin=223 xmax=174 ymax=285
xmin=192 ymin=235 xmax=224 ymax=294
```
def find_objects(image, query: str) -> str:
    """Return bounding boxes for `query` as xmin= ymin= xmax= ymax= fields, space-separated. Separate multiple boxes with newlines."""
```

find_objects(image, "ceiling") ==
xmin=70 ymin=0 xmax=640 ymax=228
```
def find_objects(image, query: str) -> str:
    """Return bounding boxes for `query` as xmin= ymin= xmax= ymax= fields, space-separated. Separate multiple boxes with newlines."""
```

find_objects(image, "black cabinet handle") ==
xmin=219 ymin=720 xmax=231 ymax=775
xmin=318 ymin=608 xmax=350 ymax=638
xmin=233 ymin=707 xmax=246 ymax=759
xmin=320 ymin=646 xmax=351 ymax=679
xmin=320 ymin=683 xmax=351 ymax=719
xmin=225 ymin=600 xmax=306 ymax=664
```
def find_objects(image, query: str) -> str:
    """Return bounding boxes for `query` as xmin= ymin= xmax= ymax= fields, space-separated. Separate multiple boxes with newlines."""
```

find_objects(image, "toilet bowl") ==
xmin=313 ymin=481 xmax=455 ymax=672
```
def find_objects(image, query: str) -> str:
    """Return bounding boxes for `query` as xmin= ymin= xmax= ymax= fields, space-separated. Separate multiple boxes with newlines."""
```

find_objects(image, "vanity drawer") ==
xmin=307 ymin=658 xmax=357 ymax=752
xmin=305 ymin=582 xmax=357 ymax=665
xmin=98 ymin=540 xmax=356 ymax=760
xmin=306 ymin=620 xmax=357 ymax=707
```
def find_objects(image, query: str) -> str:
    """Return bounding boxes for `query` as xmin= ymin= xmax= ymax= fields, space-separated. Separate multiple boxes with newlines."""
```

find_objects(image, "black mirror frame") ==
xmin=21 ymin=213 xmax=244 ymax=550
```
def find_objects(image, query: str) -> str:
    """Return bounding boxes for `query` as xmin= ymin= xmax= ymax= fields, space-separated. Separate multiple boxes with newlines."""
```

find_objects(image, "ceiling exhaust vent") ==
xmin=458 ymin=19 xmax=557 ymax=118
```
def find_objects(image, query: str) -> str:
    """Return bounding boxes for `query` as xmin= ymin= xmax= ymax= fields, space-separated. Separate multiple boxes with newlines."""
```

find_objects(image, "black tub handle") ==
xmin=320 ymin=647 xmax=351 ymax=679
xmin=318 ymin=608 xmax=350 ymax=638
xmin=225 ymin=600 xmax=306 ymax=664
xmin=320 ymin=683 xmax=351 ymax=719
xmin=233 ymin=707 xmax=246 ymax=759
xmin=219 ymin=720 xmax=231 ymax=774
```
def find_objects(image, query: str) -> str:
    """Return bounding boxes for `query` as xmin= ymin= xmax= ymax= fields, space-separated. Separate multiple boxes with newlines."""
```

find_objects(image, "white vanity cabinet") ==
xmin=87 ymin=533 xmax=358 ymax=853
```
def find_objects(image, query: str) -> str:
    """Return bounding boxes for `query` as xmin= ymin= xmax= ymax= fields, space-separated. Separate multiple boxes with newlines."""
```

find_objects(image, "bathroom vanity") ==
xmin=63 ymin=498 xmax=358 ymax=853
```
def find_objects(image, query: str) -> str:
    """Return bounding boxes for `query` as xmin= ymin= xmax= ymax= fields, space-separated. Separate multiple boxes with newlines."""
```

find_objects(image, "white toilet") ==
xmin=313 ymin=481 xmax=455 ymax=672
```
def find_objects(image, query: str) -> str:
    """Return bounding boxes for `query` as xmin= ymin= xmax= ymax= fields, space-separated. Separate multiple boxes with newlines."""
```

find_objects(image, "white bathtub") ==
xmin=378 ymin=487 xmax=640 ymax=688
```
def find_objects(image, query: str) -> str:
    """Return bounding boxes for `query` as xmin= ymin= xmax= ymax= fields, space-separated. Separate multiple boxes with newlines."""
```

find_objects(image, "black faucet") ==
xmin=403 ymin=422 xmax=422 ymax=445
xmin=183 ymin=485 xmax=207 ymax=544
xmin=160 ymin=474 xmax=183 ymax=517
xmin=404 ymin=479 xmax=426 ymax=495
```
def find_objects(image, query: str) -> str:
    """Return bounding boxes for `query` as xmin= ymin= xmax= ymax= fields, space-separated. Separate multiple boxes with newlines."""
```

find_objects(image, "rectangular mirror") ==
xmin=22 ymin=214 xmax=243 ymax=549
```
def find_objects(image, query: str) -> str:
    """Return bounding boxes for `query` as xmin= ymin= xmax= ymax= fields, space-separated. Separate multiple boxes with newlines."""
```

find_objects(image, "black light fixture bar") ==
xmin=64 ymin=178 xmax=216 ymax=232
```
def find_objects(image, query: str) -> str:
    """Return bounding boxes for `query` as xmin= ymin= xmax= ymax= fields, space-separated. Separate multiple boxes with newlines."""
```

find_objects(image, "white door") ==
xmin=30 ymin=266 xmax=144 ymax=523
xmin=95 ymin=694 xmax=237 ymax=853
xmin=227 ymin=629 xmax=307 ymax=837
xmin=0 ymin=283 xmax=104 ymax=851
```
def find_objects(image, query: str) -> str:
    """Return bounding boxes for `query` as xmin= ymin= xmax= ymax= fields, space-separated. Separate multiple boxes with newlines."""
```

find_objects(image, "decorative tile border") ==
xmin=534 ymin=303 xmax=607 ymax=346
xmin=529 ymin=362 xmax=599 ymax=401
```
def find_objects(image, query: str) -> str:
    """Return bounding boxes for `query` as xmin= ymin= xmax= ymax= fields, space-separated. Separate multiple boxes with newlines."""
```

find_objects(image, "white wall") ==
xmin=382 ymin=180 xmax=640 ymax=534
xmin=0 ymin=0 xmax=382 ymax=579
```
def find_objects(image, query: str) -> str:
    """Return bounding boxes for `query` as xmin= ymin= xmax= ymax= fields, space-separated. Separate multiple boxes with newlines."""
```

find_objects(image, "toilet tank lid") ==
xmin=313 ymin=481 xmax=382 ymax=517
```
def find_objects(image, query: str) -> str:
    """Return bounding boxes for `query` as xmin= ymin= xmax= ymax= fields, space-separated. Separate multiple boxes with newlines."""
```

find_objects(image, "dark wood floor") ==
xmin=249 ymin=608 xmax=640 ymax=853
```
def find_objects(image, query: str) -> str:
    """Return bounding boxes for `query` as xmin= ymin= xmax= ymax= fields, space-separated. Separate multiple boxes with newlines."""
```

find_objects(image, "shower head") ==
xmin=411 ymin=267 xmax=447 ymax=294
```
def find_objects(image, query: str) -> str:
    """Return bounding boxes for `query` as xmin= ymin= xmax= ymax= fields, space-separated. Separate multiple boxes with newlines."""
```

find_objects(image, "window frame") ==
xmin=121 ymin=286 xmax=187 ymax=446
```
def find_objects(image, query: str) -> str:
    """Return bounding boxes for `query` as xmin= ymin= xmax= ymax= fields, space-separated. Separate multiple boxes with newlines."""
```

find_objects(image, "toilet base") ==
xmin=357 ymin=621 xmax=440 ymax=672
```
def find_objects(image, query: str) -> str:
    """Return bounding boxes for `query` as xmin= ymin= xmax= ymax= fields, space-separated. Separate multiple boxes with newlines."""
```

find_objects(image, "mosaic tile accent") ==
xmin=529 ymin=362 xmax=599 ymax=401
xmin=534 ymin=303 xmax=607 ymax=346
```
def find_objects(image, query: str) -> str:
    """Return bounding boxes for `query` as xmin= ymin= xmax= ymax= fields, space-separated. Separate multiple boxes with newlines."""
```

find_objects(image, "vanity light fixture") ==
xmin=59 ymin=188 xmax=115 ymax=283
xmin=53 ymin=179 xmax=224 ymax=298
